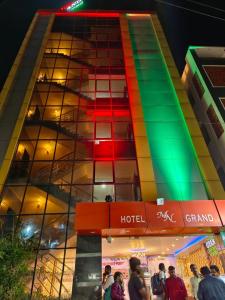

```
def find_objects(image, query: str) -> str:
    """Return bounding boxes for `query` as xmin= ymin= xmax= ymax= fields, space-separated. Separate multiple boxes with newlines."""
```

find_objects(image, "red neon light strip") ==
xmin=38 ymin=10 xmax=120 ymax=17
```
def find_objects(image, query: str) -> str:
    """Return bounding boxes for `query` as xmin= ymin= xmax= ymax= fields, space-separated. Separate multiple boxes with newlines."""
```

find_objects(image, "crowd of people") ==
xmin=102 ymin=258 xmax=225 ymax=300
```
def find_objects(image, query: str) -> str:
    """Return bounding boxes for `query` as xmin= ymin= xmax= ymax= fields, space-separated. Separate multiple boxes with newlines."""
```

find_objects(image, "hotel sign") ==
xmin=76 ymin=200 xmax=224 ymax=234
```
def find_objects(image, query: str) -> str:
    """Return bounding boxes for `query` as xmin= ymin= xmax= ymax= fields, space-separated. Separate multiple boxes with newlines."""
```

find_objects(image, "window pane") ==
xmin=0 ymin=186 xmax=25 ymax=215
xmin=72 ymin=162 xmax=93 ymax=184
xmin=93 ymin=184 xmax=114 ymax=202
xmin=115 ymin=160 xmax=138 ymax=183
xmin=113 ymin=123 xmax=133 ymax=139
xmin=115 ymin=184 xmax=140 ymax=201
xmin=77 ymin=122 xmax=94 ymax=139
xmin=95 ymin=161 xmax=113 ymax=183
xmin=96 ymin=123 xmax=111 ymax=138
xmin=41 ymin=214 xmax=67 ymax=249
xmin=21 ymin=186 xmax=47 ymax=214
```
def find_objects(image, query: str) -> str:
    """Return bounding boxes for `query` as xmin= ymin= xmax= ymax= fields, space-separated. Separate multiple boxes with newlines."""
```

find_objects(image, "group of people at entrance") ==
xmin=102 ymin=258 xmax=225 ymax=300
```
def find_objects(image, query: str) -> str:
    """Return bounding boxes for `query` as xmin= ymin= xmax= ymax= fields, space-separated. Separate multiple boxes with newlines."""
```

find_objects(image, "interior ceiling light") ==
xmin=129 ymin=248 xmax=147 ymax=253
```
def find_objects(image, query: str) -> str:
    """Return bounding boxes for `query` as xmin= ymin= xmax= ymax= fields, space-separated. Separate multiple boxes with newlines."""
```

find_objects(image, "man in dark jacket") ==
xmin=198 ymin=266 xmax=225 ymax=300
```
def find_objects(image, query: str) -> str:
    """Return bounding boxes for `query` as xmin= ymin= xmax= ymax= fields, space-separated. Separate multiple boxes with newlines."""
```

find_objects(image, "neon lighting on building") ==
xmin=127 ymin=15 xmax=208 ymax=200
xmin=66 ymin=0 xmax=84 ymax=12
xmin=174 ymin=236 xmax=207 ymax=255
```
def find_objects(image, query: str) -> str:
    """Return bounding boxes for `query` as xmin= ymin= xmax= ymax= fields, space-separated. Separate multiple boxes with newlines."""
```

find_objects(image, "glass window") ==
xmin=34 ymin=140 xmax=56 ymax=160
xmin=115 ymin=141 xmax=135 ymax=159
xmin=46 ymin=92 xmax=64 ymax=105
xmin=77 ymin=122 xmax=94 ymax=139
xmin=30 ymin=161 xmax=53 ymax=184
xmin=95 ymin=161 xmax=113 ymax=183
xmin=54 ymin=140 xmax=74 ymax=160
xmin=66 ymin=214 xmax=76 ymax=247
xmin=94 ymin=141 xmax=113 ymax=159
xmin=20 ymin=126 xmax=40 ymax=140
xmin=115 ymin=160 xmax=138 ymax=183
xmin=51 ymin=161 xmax=73 ymax=184
xmin=97 ymin=80 xmax=109 ymax=91
xmin=72 ymin=162 xmax=93 ymax=184
xmin=75 ymin=141 xmax=93 ymax=160
xmin=113 ymin=123 xmax=133 ymax=140
xmin=115 ymin=184 xmax=137 ymax=201
xmin=41 ymin=214 xmax=67 ymax=249
xmin=39 ymin=127 xmax=57 ymax=140
xmin=93 ymin=184 xmax=114 ymax=202
xmin=96 ymin=123 xmax=111 ymax=139
xmin=70 ymin=185 xmax=93 ymax=208
xmin=0 ymin=186 xmax=26 ymax=215
xmin=46 ymin=191 xmax=69 ymax=214
xmin=21 ymin=186 xmax=47 ymax=214
xmin=19 ymin=215 xmax=43 ymax=240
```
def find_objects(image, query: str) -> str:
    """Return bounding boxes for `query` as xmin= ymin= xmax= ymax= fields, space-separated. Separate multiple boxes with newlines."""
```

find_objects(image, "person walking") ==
xmin=190 ymin=264 xmax=202 ymax=300
xmin=197 ymin=266 xmax=225 ymax=300
xmin=151 ymin=263 xmax=166 ymax=299
xmin=102 ymin=265 xmax=114 ymax=300
xmin=111 ymin=272 xmax=125 ymax=300
xmin=128 ymin=257 xmax=149 ymax=300
xmin=165 ymin=266 xmax=188 ymax=300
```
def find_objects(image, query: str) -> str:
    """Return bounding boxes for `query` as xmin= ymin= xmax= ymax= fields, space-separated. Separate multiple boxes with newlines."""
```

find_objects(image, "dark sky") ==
xmin=0 ymin=0 xmax=224 ymax=90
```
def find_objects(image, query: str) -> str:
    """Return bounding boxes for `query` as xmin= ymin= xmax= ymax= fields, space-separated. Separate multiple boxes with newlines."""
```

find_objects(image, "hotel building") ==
xmin=0 ymin=4 xmax=224 ymax=299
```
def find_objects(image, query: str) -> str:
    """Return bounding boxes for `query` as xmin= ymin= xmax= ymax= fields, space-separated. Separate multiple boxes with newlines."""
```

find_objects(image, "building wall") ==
xmin=182 ymin=48 xmax=225 ymax=189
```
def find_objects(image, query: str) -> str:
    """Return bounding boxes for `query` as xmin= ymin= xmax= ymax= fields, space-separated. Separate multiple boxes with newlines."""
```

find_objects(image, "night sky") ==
xmin=0 ymin=0 xmax=224 ymax=89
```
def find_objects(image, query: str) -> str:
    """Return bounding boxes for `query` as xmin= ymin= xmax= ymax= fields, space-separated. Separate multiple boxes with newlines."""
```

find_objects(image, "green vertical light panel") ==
xmin=127 ymin=16 xmax=208 ymax=200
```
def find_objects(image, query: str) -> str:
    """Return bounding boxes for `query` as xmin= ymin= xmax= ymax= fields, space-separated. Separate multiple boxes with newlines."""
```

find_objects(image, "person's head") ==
xmin=200 ymin=266 xmax=211 ymax=277
xmin=168 ymin=266 xmax=176 ymax=278
xmin=210 ymin=265 xmax=220 ymax=277
xmin=129 ymin=257 xmax=141 ymax=272
xmin=114 ymin=271 xmax=123 ymax=283
xmin=190 ymin=264 xmax=198 ymax=275
xmin=159 ymin=263 xmax=165 ymax=272
xmin=104 ymin=265 xmax=112 ymax=275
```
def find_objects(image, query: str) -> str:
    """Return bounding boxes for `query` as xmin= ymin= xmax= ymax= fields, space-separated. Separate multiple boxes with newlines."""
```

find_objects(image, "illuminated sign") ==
xmin=205 ymin=238 xmax=218 ymax=256
xmin=66 ymin=0 xmax=84 ymax=12
xmin=205 ymin=239 xmax=216 ymax=249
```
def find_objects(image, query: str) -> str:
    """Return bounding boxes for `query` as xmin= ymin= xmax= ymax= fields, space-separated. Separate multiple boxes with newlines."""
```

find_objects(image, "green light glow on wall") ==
xmin=127 ymin=16 xmax=208 ymax=200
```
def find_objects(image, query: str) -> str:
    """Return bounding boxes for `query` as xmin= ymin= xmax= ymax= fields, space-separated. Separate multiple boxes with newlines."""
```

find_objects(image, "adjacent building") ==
xmin=182 ymin=46 xmax=225 ymax=188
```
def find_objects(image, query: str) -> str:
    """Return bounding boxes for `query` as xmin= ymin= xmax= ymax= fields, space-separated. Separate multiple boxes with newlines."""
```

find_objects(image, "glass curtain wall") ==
xmin=0 ymin=16 xmax=140 ymax=299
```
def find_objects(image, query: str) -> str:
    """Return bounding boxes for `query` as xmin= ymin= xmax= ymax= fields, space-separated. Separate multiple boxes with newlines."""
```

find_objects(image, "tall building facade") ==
xmin=182 ymin=47 xmax=225 ymax=188
xmin=0 ymin=7 xmax=224 ymax=300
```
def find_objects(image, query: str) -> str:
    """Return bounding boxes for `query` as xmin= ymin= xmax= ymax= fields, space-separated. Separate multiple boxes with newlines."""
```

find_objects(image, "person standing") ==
xmin=111 ymin=272 xmax=125 ymax=300
xmin=165 ymin=266 xmax=188 ymax=300
xmin=190 ymin=264 xmax=202 ymax=300
xmin=197 ymin=266 xmax=225 ymax=300
xmin=210 ymin=265 xmax=221 ymax=278
xmin=102 ymin=265 xmax=114 ymax=300
xmin=151 ymin=263 xmax=166 ymax=299
xmin=128 ymin=257 xmax=149 ymax=300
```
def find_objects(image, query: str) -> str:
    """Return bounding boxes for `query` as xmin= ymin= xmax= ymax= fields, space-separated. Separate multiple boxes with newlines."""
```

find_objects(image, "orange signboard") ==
xmin=76 ymin=202 xmax=109 ymax=232
xmin=76 ymin=200 xmax=223 ymax=235
xmin=180 ymin=200 xmax=222 ymax=227
xmin=214 ymin=200 xmax=225 ymax=226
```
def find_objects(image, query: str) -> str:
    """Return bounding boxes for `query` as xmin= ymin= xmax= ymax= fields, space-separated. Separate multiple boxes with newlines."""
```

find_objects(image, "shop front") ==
xmin=73 ymin=200 xmax=225 ymax=299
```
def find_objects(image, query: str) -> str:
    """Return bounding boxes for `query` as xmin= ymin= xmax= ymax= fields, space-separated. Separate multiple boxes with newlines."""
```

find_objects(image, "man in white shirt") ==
xmin=190 ymin=264 xmax=202 ymax=300
xmin=102 ymin=265 xmax=114 ymax=299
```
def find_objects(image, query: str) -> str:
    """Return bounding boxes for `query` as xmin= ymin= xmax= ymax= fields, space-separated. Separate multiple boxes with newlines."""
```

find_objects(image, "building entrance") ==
xmin=102 ymin=235 xmax=225 ymax=300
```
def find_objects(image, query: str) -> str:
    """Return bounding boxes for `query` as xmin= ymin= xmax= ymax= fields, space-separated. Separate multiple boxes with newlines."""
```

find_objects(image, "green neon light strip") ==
xmin=127 ymin=16 xmax=208 ymax=200
xmin=66 ymin=0 xmax=84 ymax=12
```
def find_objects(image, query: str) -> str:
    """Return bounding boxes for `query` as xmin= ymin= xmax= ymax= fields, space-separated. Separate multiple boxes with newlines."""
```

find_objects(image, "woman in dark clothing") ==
xmin=111 ymin=272 xmax=125 ymax=300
